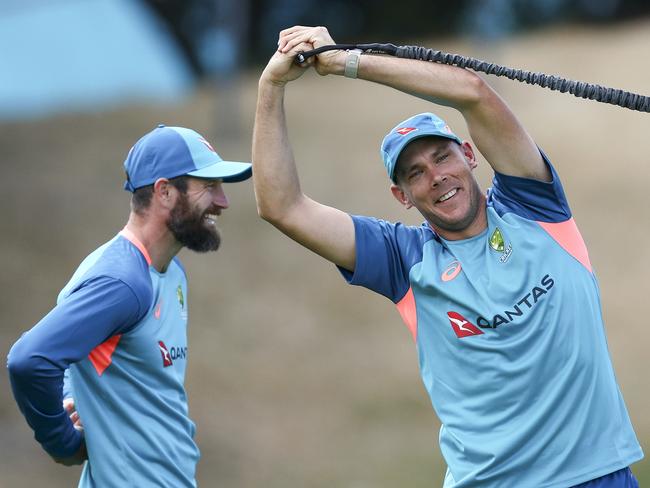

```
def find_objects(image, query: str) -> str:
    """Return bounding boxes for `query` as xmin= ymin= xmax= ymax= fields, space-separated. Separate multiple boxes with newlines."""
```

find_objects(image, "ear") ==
xmin=390 ymin=183 xmax=413 ymax=209
xmin=152 ymin=178 xmax=175 ymax=209
xmin=460 ymin=141 xmax=478 ymax=170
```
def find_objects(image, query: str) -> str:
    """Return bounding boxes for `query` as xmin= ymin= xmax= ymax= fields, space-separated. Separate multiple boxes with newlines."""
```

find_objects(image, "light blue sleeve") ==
xmin=62 ymin=369 xmax=72 ymax=400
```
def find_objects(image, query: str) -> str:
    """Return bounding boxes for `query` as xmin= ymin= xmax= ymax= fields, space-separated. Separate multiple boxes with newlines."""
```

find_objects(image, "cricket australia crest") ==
xmin=489 ymin=227 xmax=513 ymax=263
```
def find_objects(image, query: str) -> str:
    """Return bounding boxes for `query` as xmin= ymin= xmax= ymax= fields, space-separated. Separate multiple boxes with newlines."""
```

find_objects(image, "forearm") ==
xmin=253 ymin=79 xmax=305 ymax=224
xmin=8 ymin=337 xmax=83 ymax=458
xmin=350 ymin=53 xmax=545 ymax=179
xmin=354 ymin=53 xmax=485 ymax=111
xmin=7 ymin=277 xmax=144 ymax=458
xmin=276 ymin=25 xmax=544 ymax=179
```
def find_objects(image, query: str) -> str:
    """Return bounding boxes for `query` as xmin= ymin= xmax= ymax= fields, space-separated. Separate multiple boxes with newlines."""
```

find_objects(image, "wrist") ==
xmin=257 ymin=78 xmax=287 ymax=112
xmin=343 ymin=49 xmax=362 ymax=79
xmin=259 ymin=73 xmax=288 ymax=90
xmin=310 ymin=50 xmax=349 ymax=77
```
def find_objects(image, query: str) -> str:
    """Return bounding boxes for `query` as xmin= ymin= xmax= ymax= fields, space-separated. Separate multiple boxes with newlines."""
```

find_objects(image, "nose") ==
xmin=431 ymin=171 xmax=447 ymax=187
xmin=213 ymin=183 xmax=229 ymax=209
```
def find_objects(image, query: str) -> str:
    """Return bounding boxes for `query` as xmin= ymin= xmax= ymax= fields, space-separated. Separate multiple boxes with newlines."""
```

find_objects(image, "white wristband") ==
xmin=344 ymin=49 xmax=362 ymax=79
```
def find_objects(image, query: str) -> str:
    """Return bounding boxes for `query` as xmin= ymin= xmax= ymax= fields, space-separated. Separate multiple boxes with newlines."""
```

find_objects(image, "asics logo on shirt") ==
xmin=441 ymin=261 xmax=462 ymax=282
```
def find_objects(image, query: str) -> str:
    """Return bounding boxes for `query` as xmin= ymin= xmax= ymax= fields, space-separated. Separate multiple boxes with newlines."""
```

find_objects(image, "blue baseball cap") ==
xmin=123 ymin=124 xmax=252 ymax=192
xmin=380 ymin=113 xmax=462 ymax=181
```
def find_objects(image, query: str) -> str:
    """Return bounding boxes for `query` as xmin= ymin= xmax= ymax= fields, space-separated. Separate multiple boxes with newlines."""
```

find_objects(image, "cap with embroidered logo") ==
xmin=123 ymin=124 xmax=252 ymax=192
xmin=380 ymin=113 xmax=462 ymax=182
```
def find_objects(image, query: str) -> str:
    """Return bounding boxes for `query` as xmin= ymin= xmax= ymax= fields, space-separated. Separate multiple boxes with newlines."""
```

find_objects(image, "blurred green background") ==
xmin=1 ymin=1 xmax=649 ymax=486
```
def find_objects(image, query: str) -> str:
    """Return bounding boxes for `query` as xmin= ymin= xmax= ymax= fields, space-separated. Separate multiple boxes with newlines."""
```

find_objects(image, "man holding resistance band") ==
xmin=252 ymin=25 xmax=643 ymax=487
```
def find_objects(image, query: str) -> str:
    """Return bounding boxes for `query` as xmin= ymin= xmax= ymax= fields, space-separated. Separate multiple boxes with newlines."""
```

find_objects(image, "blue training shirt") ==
xmin=8 ymin=229 xmax=199 ymax=487
xmin=339 ymin=156 xmax=643 ymax=487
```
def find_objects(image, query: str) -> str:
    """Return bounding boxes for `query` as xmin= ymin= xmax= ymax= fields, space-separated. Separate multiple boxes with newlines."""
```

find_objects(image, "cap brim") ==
xmin=187 ymin=161 xmax=252 ymax=183
xmin=397 ymin=131 xmax=461 ymax=156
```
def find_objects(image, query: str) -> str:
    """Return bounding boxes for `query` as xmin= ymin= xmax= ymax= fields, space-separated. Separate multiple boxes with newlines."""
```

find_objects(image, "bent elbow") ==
xmin=7 ymin=337 xmax=34 ymax=381
xmin=257 ymin=206 xmax=293 ymax=232
xmin=460 ymin=72 xmax=487 ymax=108
xmin=256 ymin=193 xmax=302 ymax=227
xmin=253 ymin=187 xmax=283 ymax=223
xmin=6 ymin=334 xmax=53 ymax=383
xmin=256 ymin=202 xmax=278 ymax=224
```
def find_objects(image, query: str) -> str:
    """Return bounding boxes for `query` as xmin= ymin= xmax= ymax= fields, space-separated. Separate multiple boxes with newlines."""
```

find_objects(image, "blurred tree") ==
xmin=144 ymin=0 xmax=650 ymax=70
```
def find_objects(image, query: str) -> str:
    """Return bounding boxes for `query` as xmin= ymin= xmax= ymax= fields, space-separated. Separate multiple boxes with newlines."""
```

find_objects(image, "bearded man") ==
xmin=8 ymin=125 xmax=251 ymax=487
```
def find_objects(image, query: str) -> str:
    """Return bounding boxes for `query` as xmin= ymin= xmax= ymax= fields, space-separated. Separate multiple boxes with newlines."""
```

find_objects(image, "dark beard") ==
xmin=167 ymin=193 xmax=221 ymax=253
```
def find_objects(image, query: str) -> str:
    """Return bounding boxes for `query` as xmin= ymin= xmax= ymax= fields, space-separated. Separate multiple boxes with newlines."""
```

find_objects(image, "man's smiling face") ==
xmin=390 ymin=137 xmax=486 ymax=240
xmin=167 ymin=177 xmax=229 ymax=252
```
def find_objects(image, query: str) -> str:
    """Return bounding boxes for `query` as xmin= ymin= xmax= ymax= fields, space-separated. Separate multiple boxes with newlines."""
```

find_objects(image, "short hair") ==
xmin=130 ymin=175 xmax=189 ymax=215
xmin=392 ymin=156 xmax=411 ymax=186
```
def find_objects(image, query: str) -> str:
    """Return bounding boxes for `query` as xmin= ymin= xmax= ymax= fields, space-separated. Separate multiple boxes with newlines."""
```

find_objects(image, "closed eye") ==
xmin=204 ymin=181 xmax=223 ymax=193
xmin=408 ymin=168 xmax=424 ymax=181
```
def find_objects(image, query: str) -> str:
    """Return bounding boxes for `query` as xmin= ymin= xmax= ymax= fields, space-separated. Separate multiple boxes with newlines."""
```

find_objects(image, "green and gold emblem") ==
xmin=488 ymin=227 xmax=513 ymax=263
xmin=177 ymin=284 xmax=184 ymax=309
xmin=489 ymin=228 xmax=506 ymax=252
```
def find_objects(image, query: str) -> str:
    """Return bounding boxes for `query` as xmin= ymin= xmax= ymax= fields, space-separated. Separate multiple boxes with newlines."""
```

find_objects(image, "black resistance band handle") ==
xmin=296 ymin=43 xmax=650 ymax=113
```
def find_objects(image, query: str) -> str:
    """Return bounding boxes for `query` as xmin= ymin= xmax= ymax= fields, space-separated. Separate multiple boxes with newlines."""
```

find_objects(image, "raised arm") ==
xmin=253 ymin=38 xmax=356 ymax=271
xmin=278 ymin=26 xmax=549 ymax=182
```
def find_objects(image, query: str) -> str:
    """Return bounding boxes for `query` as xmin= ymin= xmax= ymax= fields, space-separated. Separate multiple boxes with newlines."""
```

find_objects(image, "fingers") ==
xmin=62 ymin=397 xmax=84 ymax=431
xmin=273 ymin=40 xmax=314 ymax=67
xmin=71 ymin=410 xmax=84 ymax=432
xmin=278 ymin=25 xmax=314 ymax=48
xmin=63 ymin=398 xmax=75 ymax=413
xmin=292 ymin=42 xmax=315 ymax=66
xmin=262 ymin=26 xmax=328 ymax=85
xmin=71 ymin=411 xmax=83 ymax=427
xmin=278 ymin=26 xmax=334 ymax=55
xmin=278 ymin=28 xmax=310 ymax=53
xmin=278 ymin=25 xmax=307 ymax=40
xmin=280 ymin=31 xmax=312 ymax=54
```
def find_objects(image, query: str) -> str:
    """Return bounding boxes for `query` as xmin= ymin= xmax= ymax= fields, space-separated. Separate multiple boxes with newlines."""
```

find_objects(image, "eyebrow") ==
xmin=429 ymin=141 xmax=452 ymax=159
xmin=397 ymin=141 xmax=451 ymax=177
xmin=200 ymin=179 xmax=220 ymax=187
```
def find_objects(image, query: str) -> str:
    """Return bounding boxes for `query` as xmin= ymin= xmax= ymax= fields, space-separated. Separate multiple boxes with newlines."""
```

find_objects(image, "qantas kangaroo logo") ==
xmin=158 ymin=341 xmax=173 ymax=367
xmin=447 ymin=312 xmax=484 ymax=338
xmin=396 ymin=127 xmax=418 ymax=136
